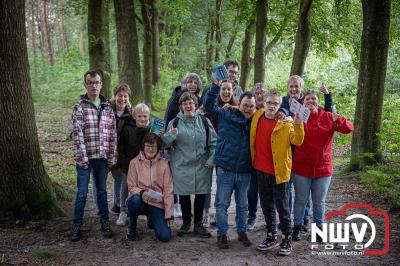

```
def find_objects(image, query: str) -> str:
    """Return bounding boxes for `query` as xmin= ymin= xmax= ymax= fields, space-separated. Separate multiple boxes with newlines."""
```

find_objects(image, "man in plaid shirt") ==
xmin=70 ymin=69 xmax=117 ymax=242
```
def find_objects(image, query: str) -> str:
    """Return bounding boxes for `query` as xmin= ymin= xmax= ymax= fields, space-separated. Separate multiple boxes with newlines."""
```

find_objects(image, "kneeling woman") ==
xmin=126 ymin=133 xmax=174 ymax=242
xmin=292 ymin=89 xmax=353 ymax=240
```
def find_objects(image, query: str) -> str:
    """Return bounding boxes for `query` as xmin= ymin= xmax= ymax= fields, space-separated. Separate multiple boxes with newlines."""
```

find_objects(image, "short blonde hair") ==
xmin=133 ymin=103 xmax=150 ymax=116
xmin=287 ymin=75 xmax=304 ymax=90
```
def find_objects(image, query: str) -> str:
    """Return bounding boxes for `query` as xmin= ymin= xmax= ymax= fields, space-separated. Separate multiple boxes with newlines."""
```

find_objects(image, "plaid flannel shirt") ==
xmin=72 ymin=94 xmax=117 ymax=167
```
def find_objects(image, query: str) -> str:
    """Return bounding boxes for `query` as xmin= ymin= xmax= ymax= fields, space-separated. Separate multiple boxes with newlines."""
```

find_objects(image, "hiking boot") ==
xmin=194 ymin=221 xmax=211 ymax=238
xmin=292 ymin=225 xmax=302 ymax=241
xmin=177 ymin=220 xmax=191 ymax=236
xmin=257 ymin=233 xmax=278 ymax=251
xmin=238 ymin=232 xmax=252 ymax=247
xmin=246 ymin=218 xmax=256 ymax=231
xmin=174 ymin=203 xmax=182 ymax=218
xmin=203 ymin=212 xmax=211 ymax=228
xmin=111 ymin=204 xmax=120 ymax=214
xmin=278 ymin=235 xmax=293 ymax=256
xmin=147 ymin=219 xmax=154 ymax=229
xmin=100 ymin=219 xmax=113 ymax=238
xmin=301 ymin=219 xmax=309 ymax=233
xmin=217 ymin=235 xmax=229 ymax=249
xmin=116 ymin=211 xmax=127 ymax=226
xmin=69 ymin=223 xmax=81 ymax=242
xmin=126 ymin=226 xmax=137 ymax=241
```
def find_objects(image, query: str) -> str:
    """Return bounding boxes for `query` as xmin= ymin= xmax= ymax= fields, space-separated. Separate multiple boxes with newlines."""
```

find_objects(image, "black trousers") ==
xmin=257 ymin=170 xmax=292 ymax=235
xmin=179 ymin=194 xmax=206 ymax=223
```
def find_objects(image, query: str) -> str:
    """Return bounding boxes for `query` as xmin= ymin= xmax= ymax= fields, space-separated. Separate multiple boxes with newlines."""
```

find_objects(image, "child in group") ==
xmin=116 ymin=103 xmax=152 ymax=226
xmin=126 ymin=133 xmax=174 ymax=241
xmin=250 ymin=91 xmax=304 ymax=256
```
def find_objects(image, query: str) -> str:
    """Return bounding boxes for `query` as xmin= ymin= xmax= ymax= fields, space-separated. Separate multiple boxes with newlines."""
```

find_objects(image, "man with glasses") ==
xmin=70 ymin=69 xmax=117 ymax=241
xmin=204 ymin=79 xmax=256 ymax=249
xmin=249 ymin=91 xmax=304 ymax=256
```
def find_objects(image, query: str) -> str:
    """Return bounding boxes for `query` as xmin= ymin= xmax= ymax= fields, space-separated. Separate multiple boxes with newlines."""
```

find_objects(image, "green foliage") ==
xmin=359 ymin=164 xmax=400 ymax=209
xmin=32 ymin=250 xmax=57 ymax=260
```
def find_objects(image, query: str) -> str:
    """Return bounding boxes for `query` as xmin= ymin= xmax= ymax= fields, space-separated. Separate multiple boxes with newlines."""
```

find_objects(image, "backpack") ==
xmin=172 ymin=114 xmax=210 ymax=148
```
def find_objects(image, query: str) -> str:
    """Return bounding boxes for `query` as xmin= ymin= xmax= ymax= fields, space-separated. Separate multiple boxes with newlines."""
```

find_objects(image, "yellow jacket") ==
xmin=250 ymin=109 xmax=304 ymax=184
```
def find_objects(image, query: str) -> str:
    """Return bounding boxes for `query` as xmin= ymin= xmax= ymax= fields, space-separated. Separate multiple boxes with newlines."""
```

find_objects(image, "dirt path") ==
xmin=1 ymin=108 xmax=399 ymax=265
xmin=1 ymin=167 xmax=399 ymax=265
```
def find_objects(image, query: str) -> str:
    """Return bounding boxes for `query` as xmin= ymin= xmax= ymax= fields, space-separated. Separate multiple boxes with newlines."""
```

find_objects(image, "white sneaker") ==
xmin=174 ymin=203 xmax=182 ymax=218
xmin=116 ymin=211 xmax=127 ymax=226
xmin=203 ymin=213 xmax=210 ymax=228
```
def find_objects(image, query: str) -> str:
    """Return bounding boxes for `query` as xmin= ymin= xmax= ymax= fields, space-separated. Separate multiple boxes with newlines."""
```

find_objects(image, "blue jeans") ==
xmin=127 ymin=194 xmax=172 ymax=242
xmin=73 ymin=159 xmax=109 ymax=224
xmin=289 ymin=178 xmax=311 ymax=221
xmin=111 ymin=168 xmax=122 ymax=207
xmin=247 ymin=168 xmax=259 ymax=220
xmin=292 ymin=173 xmax=331 ymax=227
xmin=215 ymin=167 xmax=250 ymax=236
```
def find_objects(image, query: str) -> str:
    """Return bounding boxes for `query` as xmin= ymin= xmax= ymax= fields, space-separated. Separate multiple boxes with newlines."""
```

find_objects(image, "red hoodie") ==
xmin=292 ymin=109 xmax=353 ymax=178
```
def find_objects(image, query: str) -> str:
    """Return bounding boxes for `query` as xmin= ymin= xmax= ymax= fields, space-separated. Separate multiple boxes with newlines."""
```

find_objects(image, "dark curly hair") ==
xmin=141 ymin=132 xmax=162 ymax=152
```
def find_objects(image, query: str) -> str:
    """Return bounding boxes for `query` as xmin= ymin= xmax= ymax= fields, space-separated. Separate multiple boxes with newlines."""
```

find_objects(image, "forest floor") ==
xmin=1 ymin=108 xmax=399 ymax=266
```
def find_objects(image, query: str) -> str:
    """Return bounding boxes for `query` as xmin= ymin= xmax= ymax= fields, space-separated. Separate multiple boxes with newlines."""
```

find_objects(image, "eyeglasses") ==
xmin=144 ymin=144 xmax=158 ymax=149
xmin=266 ymin=101 xmax=280 ymax=107
xmin=228 ymin=70 xmax=238 ymax=75
xmin=182 ymin=102 xmax=196 ymax=106
xmin=85 ymin=81 xmax=101 ymax=87
xmin=242 ymin=104 xmax=255 ymax=110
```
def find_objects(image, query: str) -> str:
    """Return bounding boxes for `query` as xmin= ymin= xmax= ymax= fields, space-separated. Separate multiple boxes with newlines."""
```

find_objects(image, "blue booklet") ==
xmin=213 ymin=65 xmax=230 ymax=81
xmin=151 ymin=117 xmax=166 ymax=135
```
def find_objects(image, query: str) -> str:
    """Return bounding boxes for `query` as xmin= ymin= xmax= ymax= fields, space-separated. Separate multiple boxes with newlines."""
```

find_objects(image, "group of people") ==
xmin=69 ymin=60 xmax=353 ymax=256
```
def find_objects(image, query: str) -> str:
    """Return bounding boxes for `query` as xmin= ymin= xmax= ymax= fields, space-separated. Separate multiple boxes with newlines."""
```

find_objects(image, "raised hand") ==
xmin=320 ymin=83 xmax=329 ymax=95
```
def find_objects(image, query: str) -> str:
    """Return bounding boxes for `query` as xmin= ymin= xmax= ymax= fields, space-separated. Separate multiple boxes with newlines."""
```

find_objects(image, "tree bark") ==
xmin=240 ymin=19 xmax=256 ymax=91
xmin=350 ymin=0 xmax=391 ymax=169
xmin=42 ymin=0 xmax=55 ymax=65
xmin=0 ymin=0 xmax=61 ymax=219
xmin=59 ymin=0 xmax=69 ymax=53
xmin=205 ymin=10 xmax=215 ymax=68
xmin=214 ymin=0 xmax=224 ymax=62
xmin=79 ymin=0 xmax=85 ymax=56
xmin=88 ymin=0 xmax=112 ymax=99
xmin=290 ymin=0 xmax=313 ymax=76
xmin=151 ymin=0 xmax=160 ymax=87
xmin=114 ymin=0 xmax=143 ymax=103
xmin=140 ymin=0 xmax=153 ymax=108
xmin=254 ymin=0 xmax=268 ymax=83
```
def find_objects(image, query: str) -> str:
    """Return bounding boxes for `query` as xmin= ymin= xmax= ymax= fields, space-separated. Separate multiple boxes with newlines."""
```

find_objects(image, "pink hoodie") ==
xmin=127 ymin=151 xmax=174 ymax=219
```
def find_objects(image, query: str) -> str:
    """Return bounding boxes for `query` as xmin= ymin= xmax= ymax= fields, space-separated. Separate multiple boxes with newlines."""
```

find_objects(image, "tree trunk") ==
xmin=205 ymin=11 xmax=215 ymax=67
xmin=88 ymin=0 xmax=112 ymax=99
xmin=290 ymin=0 xmax=313 ymax=76
xmin=214 ymin=0 xmax=223 ymax=62
xmin=37 ymin=0 xmax=47 ymax=61
xmin=60 ymin=0 xmax=69 ymax=53
xmin=0 ymin=0 xmax=61 ymax=219
xmin=114 ymin=0 xmax=143 ymax=103
xmin=42 ymin=0 xmax=55 ymax=65
xmin=254 ymin=0 xmax=268 ymax=83
xmin=151 ymin=0 xmax=160 ymax=87
xmin=350 ymin=0 xmax=390 ymax=169
xmin=140 ymin=0 xmax=153 ymax=108
xmin=240 ymin=19 xmax=256 ymax=91
xmin=265 ymin=15 xmax=290 ymax=56
xmin=225 ymin=9 xmax=240 ymax=58
xmin=79 ymin=0 xmax=85 ymax=56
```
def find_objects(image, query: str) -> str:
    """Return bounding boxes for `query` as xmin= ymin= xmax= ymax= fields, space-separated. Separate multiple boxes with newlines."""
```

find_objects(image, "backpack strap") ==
xmin=172 ymin=117 xmax=180 ymax=128
xmin=199 ymin=114 xmax=210 ymax=148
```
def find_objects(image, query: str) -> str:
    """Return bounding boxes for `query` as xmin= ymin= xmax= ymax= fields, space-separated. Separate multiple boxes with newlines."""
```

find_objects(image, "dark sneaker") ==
xmin=100 ymin=219 xmax=113 ymax=238
xmin=147 ymin=219 xmax=154 ymax=229
xmin=69 ymin=223 xmax=81 ymax=242
xmin=257 ymin=233 xmax=278 ymax=251
xmin=301 ymin=219 xmax=309 ymax=233
xmin=217 ymin=235 xmax=229 ymax=249
xmin=177 ymin=220 xmax=191 ymax=236
xmin=292 ymin=226 xmax=302 ymax=241
xmin=111 ymin=204 xmax=120 ymax=214
xmin=126 ymin=227 xmax=137 ymax=241
xmin=246 ymin=218 xmax=256 ymax=231
xmin=278 ymin=235 xmax=292 ymax=256
xmin=193 ymin=221 xmax=211 ymax=238
xmin=238 ymin=233 xmax=252 ymax=247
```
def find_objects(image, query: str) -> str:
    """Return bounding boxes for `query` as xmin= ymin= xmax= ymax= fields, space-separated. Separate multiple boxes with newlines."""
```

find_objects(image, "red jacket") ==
xmin=292 ymin=109 xmax=353 ymax=178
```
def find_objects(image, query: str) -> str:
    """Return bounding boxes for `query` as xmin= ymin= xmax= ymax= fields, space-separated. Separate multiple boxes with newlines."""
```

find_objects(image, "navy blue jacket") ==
xmin=203 ymin=83 xmax=252 ymax=173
